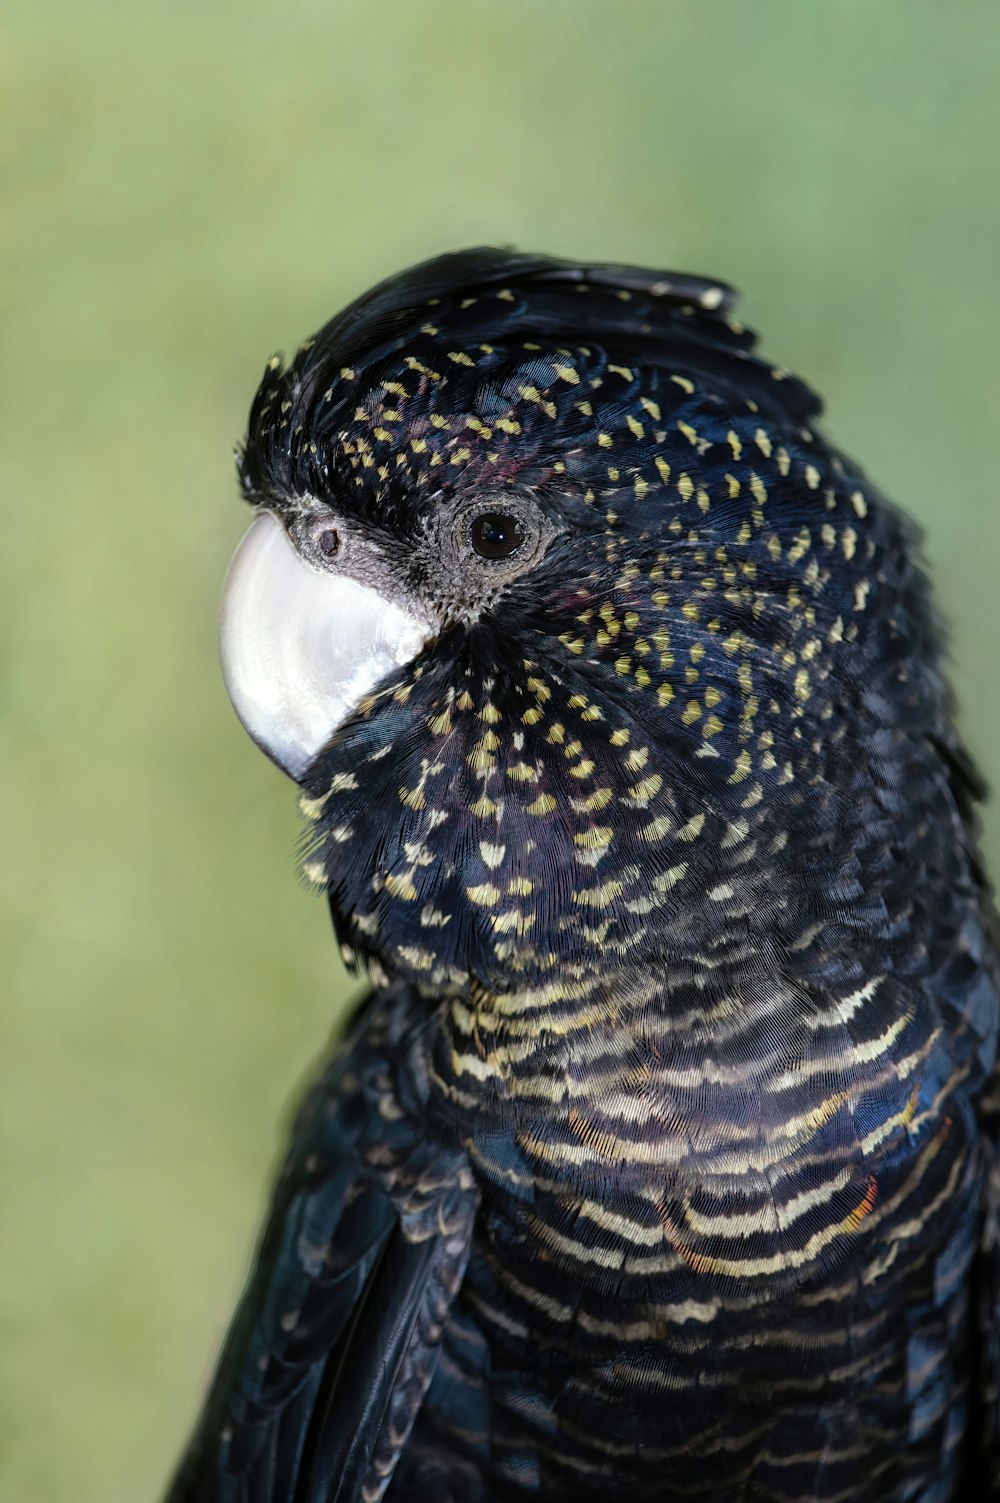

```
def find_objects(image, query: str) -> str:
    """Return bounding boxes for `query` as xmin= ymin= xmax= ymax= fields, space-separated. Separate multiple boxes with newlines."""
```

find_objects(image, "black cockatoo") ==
xmin=167 ymin=250 xmax=1000 ymax=1502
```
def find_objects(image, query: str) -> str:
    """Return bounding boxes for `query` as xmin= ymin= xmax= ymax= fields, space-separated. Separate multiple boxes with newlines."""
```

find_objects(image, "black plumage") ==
xmin=168 ymin=250 xmax=1000 ymax=1501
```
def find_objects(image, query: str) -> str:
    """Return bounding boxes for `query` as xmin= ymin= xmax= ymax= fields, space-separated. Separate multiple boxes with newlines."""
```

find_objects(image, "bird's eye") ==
xmin=470 ymin=512 xmax=525 ymax=560
xmin=317 ymin=527 xmax=340 ymax=558
xmin=449 ymin=494 xmax=552 ymax=588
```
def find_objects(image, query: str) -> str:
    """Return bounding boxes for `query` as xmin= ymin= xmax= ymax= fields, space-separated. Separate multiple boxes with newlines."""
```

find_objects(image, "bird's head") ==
xmin=221 ymin=250 xmax=941 ymax=992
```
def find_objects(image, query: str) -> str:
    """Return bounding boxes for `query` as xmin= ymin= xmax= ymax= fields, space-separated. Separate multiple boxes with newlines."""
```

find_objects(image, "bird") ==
xmin=167 ymin=249 xmax=1000 ymax=1502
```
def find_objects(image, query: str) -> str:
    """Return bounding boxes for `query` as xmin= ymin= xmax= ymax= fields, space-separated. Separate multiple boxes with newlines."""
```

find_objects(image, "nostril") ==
xmin=317 ymin=527 xmax=340 ymax=558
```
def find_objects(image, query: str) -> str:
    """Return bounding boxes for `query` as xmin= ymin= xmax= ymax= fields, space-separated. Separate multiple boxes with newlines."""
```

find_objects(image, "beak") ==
xmin=218 ymin=510 xmax=433 ymax=780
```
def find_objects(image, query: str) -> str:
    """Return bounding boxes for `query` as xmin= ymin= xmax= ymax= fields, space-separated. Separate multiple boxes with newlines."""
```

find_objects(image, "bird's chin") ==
xmin=219 ymin=509 xmax=433 ymax=781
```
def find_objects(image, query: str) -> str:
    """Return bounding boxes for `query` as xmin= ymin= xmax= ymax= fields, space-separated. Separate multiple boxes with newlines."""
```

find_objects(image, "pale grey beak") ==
xmin=218 ymin=511 xmax=433 ymax=780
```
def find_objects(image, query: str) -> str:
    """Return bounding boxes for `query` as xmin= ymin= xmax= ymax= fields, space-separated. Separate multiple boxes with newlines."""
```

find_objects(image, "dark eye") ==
xmin=470 ymin=511 xmax=524 ymax=560
xmin=317 ymin=527 xmax=340 ymax=558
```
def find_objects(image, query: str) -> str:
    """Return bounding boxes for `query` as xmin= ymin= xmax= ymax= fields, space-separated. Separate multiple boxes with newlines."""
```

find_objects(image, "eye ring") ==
xmin=469 ymin=511 xmax=525 ymax=560
xmin=447 ymin=493 xmax=554 ymax=590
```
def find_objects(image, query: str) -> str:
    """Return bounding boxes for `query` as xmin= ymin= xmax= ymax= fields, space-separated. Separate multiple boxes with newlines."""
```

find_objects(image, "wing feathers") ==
xmin=166 ymin=995 xmax=477 ymax=1503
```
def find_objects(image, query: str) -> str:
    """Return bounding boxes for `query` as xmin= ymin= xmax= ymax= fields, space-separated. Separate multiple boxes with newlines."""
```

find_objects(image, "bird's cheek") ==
xmin=219 ymin=509 xmax=433 ymax=781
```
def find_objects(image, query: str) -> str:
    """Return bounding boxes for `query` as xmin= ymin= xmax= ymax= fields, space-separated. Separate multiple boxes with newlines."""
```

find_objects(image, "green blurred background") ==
xmin=2 ymin=2 xmax=998 ymax=1498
